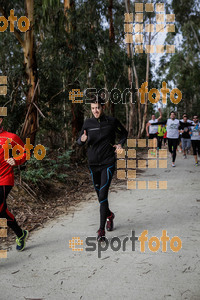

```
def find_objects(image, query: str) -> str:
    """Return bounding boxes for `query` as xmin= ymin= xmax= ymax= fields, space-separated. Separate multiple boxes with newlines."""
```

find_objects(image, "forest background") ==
xmin=0 ymin=0 xmax=199 ymax=208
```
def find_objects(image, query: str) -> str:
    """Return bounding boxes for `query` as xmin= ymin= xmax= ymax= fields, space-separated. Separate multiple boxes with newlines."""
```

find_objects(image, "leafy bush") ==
xmin=20 ymin=149 xmax=73 ymax=184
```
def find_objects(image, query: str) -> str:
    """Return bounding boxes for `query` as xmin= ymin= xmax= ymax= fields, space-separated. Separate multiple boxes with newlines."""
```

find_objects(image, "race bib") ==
xmin=193 ymin=131 xmax=199 ymax=137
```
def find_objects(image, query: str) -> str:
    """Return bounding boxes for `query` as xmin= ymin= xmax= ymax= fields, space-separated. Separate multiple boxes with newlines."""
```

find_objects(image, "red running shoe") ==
xmin=106 ymin=212 xmax=115 ymax=231
xmin=97 ymin=229 xmax=106 ymax=242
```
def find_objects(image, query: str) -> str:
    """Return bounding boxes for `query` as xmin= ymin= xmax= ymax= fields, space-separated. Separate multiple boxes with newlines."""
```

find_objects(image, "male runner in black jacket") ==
xmin=77 ymin=97 xmax=128 ymax=241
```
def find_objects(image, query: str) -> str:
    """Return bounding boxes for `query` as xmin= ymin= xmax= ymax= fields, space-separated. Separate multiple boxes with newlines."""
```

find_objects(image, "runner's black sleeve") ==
xmin=151 ymin=120 xmax=167 ymax=125
xmin=179 ymin=121 xmax=194 ymax=127
xmin=77 ymin=123 xmax=87 ymax=146
xmin=115 ymin=119 xmax=128 ymax=146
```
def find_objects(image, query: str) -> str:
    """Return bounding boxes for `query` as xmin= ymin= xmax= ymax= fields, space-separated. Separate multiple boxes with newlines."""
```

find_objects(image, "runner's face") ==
xmin=91 ymin=103 xmax=103 ymax=118
xmin=183 ymin=116 xmax=187 ymax=122
xmin=193 ymin=116 xmax=198 ymax=123
xmin=170 ymin=113 xmax=176 ymax=120
xmin=152 ymin=115 xmax=155 ymax=120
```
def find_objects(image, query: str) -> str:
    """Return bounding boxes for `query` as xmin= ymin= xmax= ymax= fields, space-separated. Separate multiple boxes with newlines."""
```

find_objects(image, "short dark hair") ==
xmin=170 ymin=111 xmax=176 ymax=115
xmin=91 ymin=95 xmax=105 ymax=106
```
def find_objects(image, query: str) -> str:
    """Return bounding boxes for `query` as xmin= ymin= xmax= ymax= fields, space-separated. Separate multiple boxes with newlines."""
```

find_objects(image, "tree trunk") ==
xmin=140 ymin=25 xmax=151 ymax=137
xmin=0 ymin=2 xmax=38 ymax=144
xmin=64 ymin=0 xmax=74 ymax=33
xmin=125 ymin=103 xmax=129 ymax=131
xmin=190 ymin=22 xmax=200 ymax=51
xmin=21 ymin=0 xmax=38 ymax=145
xmin=108 ymin=0 xmax=115 ymax=116
xmin=109 ymin=0 xmax=115 ymax=44
xmin=64 ymin=0 xmax=83 ymax=144
xmin=63 ymin=78 xmax=68 ymax=149
xmin=125 ymin=0 xmax=138 ymax=137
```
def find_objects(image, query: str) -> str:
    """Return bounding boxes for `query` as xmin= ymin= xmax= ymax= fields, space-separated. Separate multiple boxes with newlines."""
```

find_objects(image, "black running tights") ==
xmin=0 ymin=186 xmax=23 ymax=237
xmin=89 ymin=164 xmax=115 ymax=230
xmin=167 ymin=138 xmax=179 ymax=162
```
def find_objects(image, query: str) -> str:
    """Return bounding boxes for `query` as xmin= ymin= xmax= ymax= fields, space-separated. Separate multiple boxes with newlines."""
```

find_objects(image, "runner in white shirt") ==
xmin=146 ymin=108 xmax=162 ymax=139
xmin=165 ymin=112 xmax=180 ymax=167
xmin=149 ymin=111 xmax=193 ymax=167
xmin=189 ymin=115 xmax=200 ymax=166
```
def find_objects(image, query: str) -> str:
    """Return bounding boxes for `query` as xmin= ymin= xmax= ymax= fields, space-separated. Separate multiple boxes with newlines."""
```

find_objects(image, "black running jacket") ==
xmin=77 ymin=114 xmax=128 ymax=166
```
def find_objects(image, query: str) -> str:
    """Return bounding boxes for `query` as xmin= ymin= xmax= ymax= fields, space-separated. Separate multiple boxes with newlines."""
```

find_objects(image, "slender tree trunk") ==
xmin=109 ymin=0 xmax=115 ymax=44
xmin=63 ymin=78 xmax=68 ymax=149
xmin=125 ymin=103 xmax=129 ymax=131
xmin=140 ymin=25 xmax=151 ymax=137
xmin=190 ymin=22 xmax=200 ymax=51
xmin=64 ymin=0 xmax=83 ymax=144
xmin=108 ymin=0 xmax=115 ymax=116
xmin=21 ymin=0 xmax=38 ymax=145
xmin=125 ymin=0 xmax=139 ymax=137
xmin=64 ymin=0 xmax=74 ymax=33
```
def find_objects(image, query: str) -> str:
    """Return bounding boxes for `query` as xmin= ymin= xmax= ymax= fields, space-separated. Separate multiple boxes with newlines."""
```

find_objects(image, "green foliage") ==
xmin=21 ymin=150 xmax=73 ymax=184
xmin=1 ymin=0 xmax=199 ymax=160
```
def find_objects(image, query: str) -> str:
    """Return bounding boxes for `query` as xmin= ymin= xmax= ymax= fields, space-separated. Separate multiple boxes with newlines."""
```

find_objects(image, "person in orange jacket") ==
xmin=0 ymin=116 xmax=28 ymax=251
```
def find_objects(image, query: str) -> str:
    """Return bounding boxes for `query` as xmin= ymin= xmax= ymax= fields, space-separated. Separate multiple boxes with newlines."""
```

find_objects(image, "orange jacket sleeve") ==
xmin=10 ymin=134 xmax=26 ymax=166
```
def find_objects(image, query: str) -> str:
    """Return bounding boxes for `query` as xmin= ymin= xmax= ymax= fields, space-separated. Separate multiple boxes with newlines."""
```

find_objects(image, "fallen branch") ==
xmin=21 ymin=180 xmax=38 ymax=196
xmin=18 ymin=183 xmax=38 ymax=202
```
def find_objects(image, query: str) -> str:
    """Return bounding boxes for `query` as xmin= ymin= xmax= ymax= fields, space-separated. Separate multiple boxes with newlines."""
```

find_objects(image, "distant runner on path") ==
xmin=189 ymin=115 xmax=200 ymax=166
xmin=0 ymin=116 xmax=28 ymax=251
xmin=77 ymin=97 xmax=128 ymax=242
xmin=179 ymin=113 xmax=193 ymax=153
xmin=146 ymin=108 xmax=162 ymax=139
xmin=157 ymin=124 xmax=166 ymax=149
xmin=149 ymin=111 xmax=194 ymax=167
xmin=178 ymin=114 xmax=191 ymax=159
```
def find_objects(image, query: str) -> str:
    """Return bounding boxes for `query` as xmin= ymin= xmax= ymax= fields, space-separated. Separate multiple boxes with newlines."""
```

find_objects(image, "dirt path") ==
xmin=0 ymin=152 xmax=200 ymax=300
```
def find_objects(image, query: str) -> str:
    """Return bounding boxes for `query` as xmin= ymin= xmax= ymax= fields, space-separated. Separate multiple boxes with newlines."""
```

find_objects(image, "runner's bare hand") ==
xmin=6 ymin=158 xmax=16 ymax=166
xmin=113 ymin=144 xmax=123 ymax=153
xmin=81 ymin=130 xmax=88 ymax=142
